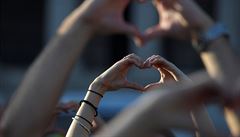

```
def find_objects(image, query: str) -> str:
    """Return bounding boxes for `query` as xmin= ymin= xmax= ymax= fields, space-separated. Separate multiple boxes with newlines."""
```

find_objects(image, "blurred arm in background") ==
xmin=0 ymin=0 xmax=144 ymax=136
xmin=95 ymin=72 xmax=220 ymax=137
xmin=142 ymin=0 xmax=240 ymax=135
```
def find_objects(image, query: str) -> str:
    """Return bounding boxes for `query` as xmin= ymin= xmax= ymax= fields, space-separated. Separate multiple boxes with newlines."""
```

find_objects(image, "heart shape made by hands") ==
xmin=127 ymin=66 xmax=161 ymax=91
xmin=81 ymin=0 xmax=191 ymax=46
xmin=124 ymin=0 xmax=191 ymax=46
xmin=126 ymin=56 xmax=179 ymax=91
xmin=97 ymin=54 xmax=183 ymax=92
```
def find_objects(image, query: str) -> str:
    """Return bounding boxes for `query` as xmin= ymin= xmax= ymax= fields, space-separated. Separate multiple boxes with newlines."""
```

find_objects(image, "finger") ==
xmin=145 ymin=55 xmax=156 ymax=63
xmin=128 ymin=58 xmax=143 ymax=67
xmin=154 ymin=0 xmax=176 ymax=11
xmin=119 ymin=22 xmax=144 ymax=45
xmin=124 ymin=54 xmax=144 ymax=68
xmin=125 ymin=81 xmax=145 ymax=91
xmin=150 ymin=55 xmax=176 ymax=71
xmin=149 ymin=56 xmax=165 ymax=69
xmin=127 ymin=53 xmax=142 ymax=62
xmin=143 ymin=25 xmax=168 ymax=44
xmin=159 ymin=68 xmax=177 ymax=81
xmin=143 ymin=55 xmax=156 ymax=68
xmin=145 ymin=55 xmax=159 ymax=67
xmin=126 ymin=25 xmax=145 ymax=47
xmin=143 ymin=60 xmax=151 ymax=68
xmin=149 ymin=55 xmax=161 ymax=63
xmin=144 ymin=82 xmax=162 ymax=91
xmin=150 ymin=57 xmax=178 ymax=81
xmin=133 ymin=36 xmax=145 ymax=47
xmin=150 ymin=56 xmax=191 ymax=82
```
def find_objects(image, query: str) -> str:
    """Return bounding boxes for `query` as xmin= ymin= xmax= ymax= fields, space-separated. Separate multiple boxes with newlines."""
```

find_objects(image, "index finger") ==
xmin=122 ymin=54 xmax=144 ymax=68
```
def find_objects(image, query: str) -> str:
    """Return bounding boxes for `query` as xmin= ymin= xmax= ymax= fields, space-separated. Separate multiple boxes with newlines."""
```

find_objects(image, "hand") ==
xmin=143 ymin=55 xmax=191 ymax=91
xmin=142 ymin=0 xmax=214 ymax=44
xmin=89 ymin=54 xmax=147 ymax=94
xmin=59 ymin=0 xmax=145 ymax=41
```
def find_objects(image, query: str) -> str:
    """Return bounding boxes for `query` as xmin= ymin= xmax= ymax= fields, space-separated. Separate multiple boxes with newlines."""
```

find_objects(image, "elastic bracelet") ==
xmin=72 ymin=117 xmax=90 ymax=134
xmin=88 ymin=89 xmax=103 ymax=98
xmin=79 ymin=100 xmax=98 ymax=117
xmin=75 ymin=115 xmax=93 ymax=127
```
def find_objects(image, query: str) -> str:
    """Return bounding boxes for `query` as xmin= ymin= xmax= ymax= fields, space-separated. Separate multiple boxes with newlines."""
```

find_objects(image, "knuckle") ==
xmin=155 ymin=55 xmax=161 ymax=59
xmin=128 ymin=53 xmax=136 ymax=58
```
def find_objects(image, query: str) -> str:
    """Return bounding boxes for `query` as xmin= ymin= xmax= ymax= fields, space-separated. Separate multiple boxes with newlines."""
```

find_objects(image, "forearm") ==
xmin=167 ymin=64 xmax=191 ymax=82
xmin=66 ymin=82 xmax=105 ymax=137
xmin=200 ymin=37 xmax=239 ymax=85
xmin=191 ymin=105 xmax=218 ymax=136
xmin=0 ymin=22 xmax=93 ymax=137
xmin=95 ymin=94 xmax=156 ymax=137
xmin=94 ymin=73 xmax=216 ymax=137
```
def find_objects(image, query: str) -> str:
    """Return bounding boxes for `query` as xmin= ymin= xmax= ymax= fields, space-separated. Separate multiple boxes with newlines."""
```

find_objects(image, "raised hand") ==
xmin=142 ymin=0 xmax=214 ymax=44
xmin=143 ymin=55 xmax=190 ymax=91
xmin=90 ymin=54 xmax=148 ymax=94
xmin=59 ymin=0 xmax=146 ymax=41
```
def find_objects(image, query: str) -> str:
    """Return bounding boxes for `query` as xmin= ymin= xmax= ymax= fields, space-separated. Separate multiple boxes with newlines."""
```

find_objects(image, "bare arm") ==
xmin=95 ymin=73 xmax=220 ymax=137
xmin=66 ymin=54 xmax=146 ymax=137
xmin=0 ymin=10 xmax=94 ymax=137
xmin=142 ymin=0 xmax=240 ymax=134
xmin=143 ymin=0 xmax=240 ymax=87
xmin=0 ymin=0 xmax=143 ymax=136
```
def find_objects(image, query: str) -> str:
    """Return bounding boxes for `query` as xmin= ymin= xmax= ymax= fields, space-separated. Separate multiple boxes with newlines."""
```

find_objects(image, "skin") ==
xmin=69 ymin=0 xmax=239 ymax=136
xmin=142 ymin=0 xmax=240 ymax=99
xmin=66 ymin=53 xmax=193 ymax=137
xmin=142 ymin=0 xmax=214 ymax=42
xmin=140 ymin=0 xmax=240 ymax=135
xmin=95 ymin=72 xmax=221 ymax=137
xmin=0 ymin=0 xmax=145 ymax=137
xmin=143 ymin=55 xmax=191 ymax=91
xmin=66 ymin=0 xmax=239 ymax=136
xmin=1 ymin=0 xmax=239 ymax=136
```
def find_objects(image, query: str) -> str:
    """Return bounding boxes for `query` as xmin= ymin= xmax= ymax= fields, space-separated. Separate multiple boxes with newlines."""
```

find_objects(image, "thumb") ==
xmin=143 ymin=25 xmax=167 ymax=45
xmin=124 ymin=80 xmax=145 ymax=91
xmin=159 ymin=68 xmax=177 ymax=82
xmin=144 ymin=82 xmax=162 ymax=91
xmin=119 ymin=23 xmax=144 ymax=46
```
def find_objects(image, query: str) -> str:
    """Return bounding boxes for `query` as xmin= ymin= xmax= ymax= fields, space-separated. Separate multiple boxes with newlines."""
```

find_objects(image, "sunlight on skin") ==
xmin=225 ymin=108 xmax=240 ymax=137
xmin=57 ymin=0 xmax=94 ymax=36
xmin=201 ymin=53 xmax=223 ymax=80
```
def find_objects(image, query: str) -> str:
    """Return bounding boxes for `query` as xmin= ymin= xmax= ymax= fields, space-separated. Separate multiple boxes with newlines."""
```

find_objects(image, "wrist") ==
xmin=59 ymin=19 xmax=95 ymax=37
xmin=57 ymin=5 xmax=96 ymax=38
xmin=198 ymin=18 xmax=215 ymax=33
xmin=89 ymin=79 xmax=107 ymax=95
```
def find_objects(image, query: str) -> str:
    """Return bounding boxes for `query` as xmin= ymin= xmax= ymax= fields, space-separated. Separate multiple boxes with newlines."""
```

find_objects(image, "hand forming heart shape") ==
xmin=91 ymin=54 xmax=190 ymax=94
xmin=142 ymin=55 xmax=191 ymax=91
xmin=79 ymin=0 xmax=209 ymax=46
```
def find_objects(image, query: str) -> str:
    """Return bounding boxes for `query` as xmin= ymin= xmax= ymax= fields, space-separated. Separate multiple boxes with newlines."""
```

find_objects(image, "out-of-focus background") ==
xmin=1 ymin=0 xmax=240 ymax=136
